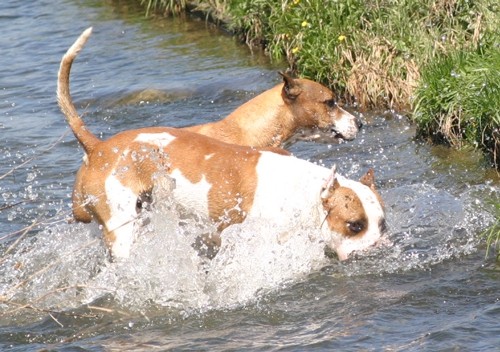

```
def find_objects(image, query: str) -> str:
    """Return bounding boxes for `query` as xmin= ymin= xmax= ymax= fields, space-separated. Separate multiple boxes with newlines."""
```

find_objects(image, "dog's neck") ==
xmin=186 ymin=84 xmax=297 ymax=148
xmin=226 ymin=89 xmax=297 ymax=147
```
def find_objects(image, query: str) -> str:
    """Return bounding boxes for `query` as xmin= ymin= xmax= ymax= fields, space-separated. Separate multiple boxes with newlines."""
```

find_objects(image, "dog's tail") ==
xmin=57 ymin=27 xmax=100 ymax=154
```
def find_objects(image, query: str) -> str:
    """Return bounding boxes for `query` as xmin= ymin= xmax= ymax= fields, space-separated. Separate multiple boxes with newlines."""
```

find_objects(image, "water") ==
xmin=1 ymin=1 xmax=499 ymax=350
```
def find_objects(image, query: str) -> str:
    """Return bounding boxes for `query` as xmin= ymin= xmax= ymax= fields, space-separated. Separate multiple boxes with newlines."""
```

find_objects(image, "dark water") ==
xmin=1 ymin=1 xmax=499 ymax=351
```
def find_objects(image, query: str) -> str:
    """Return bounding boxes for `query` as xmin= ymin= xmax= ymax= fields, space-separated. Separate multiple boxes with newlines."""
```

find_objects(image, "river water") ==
xmin=1 ymin=1 xmax=499 ymax=351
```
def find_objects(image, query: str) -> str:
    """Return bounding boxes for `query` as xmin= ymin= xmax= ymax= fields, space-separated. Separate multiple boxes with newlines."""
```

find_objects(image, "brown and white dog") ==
xmin=58 ymin=28 xmax=384 ymax=260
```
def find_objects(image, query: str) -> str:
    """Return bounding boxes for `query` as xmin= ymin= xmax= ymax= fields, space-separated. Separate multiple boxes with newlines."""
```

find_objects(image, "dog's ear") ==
xmin=321 ymin=165 xmax=340 ymax=201
xmin=360 ymin=168 xmax=376 ymax=190
xmin=279 ymin=71 xmax=302 ymax=101
xmin=360 ymin=168 xmax=384 ymax=207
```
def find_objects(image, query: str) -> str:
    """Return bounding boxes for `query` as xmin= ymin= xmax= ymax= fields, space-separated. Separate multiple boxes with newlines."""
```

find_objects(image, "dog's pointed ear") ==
xmin=321 ymin=165 xmax=340 ymax=200
xmin=360 ymin=168 xmax=384 ymax=207
xmin=360 ymin=168 xmax=376 ymax=189
xmin=279 ymin=71 xmax=302 ymax=101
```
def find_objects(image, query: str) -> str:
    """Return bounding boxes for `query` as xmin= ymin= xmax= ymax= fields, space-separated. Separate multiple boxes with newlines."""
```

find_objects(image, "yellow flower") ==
xmin=292 ymin=47 xmax=300 ymax=54
xmin=293 ymin=0 xmax=300 ymax=4
xmin=338 ymin=35 xmax=346 ymax=42
xmin=301 ymin=20 xmax=309 ymax=28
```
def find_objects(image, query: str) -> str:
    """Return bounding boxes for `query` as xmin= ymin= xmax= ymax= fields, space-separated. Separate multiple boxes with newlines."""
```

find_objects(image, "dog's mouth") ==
xmin=286 ymin=127 xmax=345 ymax=146
xmin=330 ymin=128 xmax=348 ymax=141
xmin=310 ymin=127 xmax=354 ymax=143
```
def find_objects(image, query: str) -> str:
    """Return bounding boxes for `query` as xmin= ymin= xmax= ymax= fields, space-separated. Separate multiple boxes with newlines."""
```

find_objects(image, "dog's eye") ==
xmin=135 ymin=192 xmax=152 ymax=213
xmin=347 ymin=221 xmax=364 ymax=234
xmin=324 ymin=99 xmax=337 ymax=108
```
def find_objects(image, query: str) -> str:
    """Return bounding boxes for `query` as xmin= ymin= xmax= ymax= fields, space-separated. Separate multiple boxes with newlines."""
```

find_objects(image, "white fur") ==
xmin=133 ymin=131 xmax=212 ymax=218
xmin=334 ymin=107 xmax=359 ymax=140
xmin=327 ymin=178 xmax=385 ymax=260
xmin=170 ymin=169 xmax=211 ymax=217
xmin=251 ymin=152 xmax=384 ymax=259
xmin=250 ymin=152 xmax=329 ymax=225
xmin=105 ymin=174 xmax=139 ymax=259
xmin=134 ymin=132 xmax=176 ymax=147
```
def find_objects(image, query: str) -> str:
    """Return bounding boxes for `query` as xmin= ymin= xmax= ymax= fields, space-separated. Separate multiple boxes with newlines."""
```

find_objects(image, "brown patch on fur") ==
xmin=71 ymin=132 xmax=142 ymax=248
xmin=71 ymin=127 xmax=263 ymax=242
xmin=321 ymin=178 xmax=368 ymax=239
xmin=165 ymin=129 xmax=261 ymax=228
xmin=359 ymin=168 xmax=384 ymax=207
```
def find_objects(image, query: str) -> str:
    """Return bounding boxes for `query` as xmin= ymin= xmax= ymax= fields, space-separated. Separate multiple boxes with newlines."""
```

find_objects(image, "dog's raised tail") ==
xmin=57 ymin=27 xmax=100 ymax=154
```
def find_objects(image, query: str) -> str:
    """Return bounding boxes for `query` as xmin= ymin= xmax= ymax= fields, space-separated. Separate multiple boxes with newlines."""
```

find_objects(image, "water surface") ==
xmin=1 ymin=1 xmax=499 ymax=351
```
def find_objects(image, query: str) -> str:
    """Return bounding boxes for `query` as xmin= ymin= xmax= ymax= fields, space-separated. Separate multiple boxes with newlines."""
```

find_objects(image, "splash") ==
xmin=0 ymin=180 xmax=495 ymax=319
xmin=0 ymin=184 xmax=328 ymax=318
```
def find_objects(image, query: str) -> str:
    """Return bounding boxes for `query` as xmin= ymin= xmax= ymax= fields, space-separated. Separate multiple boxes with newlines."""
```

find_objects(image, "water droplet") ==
xmin=26 ymin=172 xmax=37 ymax=182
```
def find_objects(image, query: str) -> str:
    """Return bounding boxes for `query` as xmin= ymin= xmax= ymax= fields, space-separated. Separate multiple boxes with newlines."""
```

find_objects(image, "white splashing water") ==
xmin=0 ymin=185 xmax=328 ymax=317
xmin=0 ymin=181 xmax=495 ymax=318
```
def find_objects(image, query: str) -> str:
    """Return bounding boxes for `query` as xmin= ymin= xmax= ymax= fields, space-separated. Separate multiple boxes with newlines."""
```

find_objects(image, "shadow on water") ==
xmin=0 ymin=0 xmax=499 ymax=351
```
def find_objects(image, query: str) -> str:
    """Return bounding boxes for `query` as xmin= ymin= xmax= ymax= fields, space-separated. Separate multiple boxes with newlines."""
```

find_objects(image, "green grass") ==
xmin=484 ymin=202 xmax=500 ymax=260
xmin=412 ymin=45 xmax=500 ymax=167
xmin=222 ymin=0 xmax=497 ymax=110
xmin=139 ymin=0 xmax=498 ymax=110
xmin=140 ymin=0 xmax=187 ymax=16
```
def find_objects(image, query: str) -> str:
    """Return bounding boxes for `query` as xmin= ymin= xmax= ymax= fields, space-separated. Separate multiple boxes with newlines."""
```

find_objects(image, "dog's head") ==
xmin=279 ymin=72 xmax=361 ymax=142
xmin=320 ymin=166 xmax=387 ymax=260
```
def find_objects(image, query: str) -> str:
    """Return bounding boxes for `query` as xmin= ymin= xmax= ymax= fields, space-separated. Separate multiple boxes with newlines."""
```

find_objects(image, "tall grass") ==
xmin=222 ymin=0 xmax=496 ymax=110
xmin=140 ymin=0 xmax=187 ymax=16
xmin=484 ymin=202 xmax=500 ymax=260
xmin=139 ymin=0 xmax=497 ymax=111
xmin=412 ymin=45 xmax=500 ymax=167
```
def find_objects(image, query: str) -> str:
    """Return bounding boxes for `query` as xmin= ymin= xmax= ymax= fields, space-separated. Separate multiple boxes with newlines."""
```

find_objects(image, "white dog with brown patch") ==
xmin=58 ymin=28 xmax=385 ymax=260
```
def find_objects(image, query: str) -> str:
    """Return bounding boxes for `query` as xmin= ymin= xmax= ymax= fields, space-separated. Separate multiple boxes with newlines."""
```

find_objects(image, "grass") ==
xmin=484 ymin=202 xmax=500 ymax=260
xmin=138 ymin=0 xmax=497 ymax=110
xmin=221 ymin=0 xmax=497 ymax=111
xmin=412 ymin=44 xmax=500 ymax=167
xmin=140 ymin=0 xmax=187 ymax=16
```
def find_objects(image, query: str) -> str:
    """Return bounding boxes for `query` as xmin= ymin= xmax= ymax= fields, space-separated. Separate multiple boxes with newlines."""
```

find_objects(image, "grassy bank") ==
xmin=413 ymin=44 xmax=499 ymax=167
xmin=484 ymin=203 xmax=500 ymax=261
xmin=147 ymin=1 xmax=496 ymax=108
xmin=138 ymin=0 xmax=499 ymax=167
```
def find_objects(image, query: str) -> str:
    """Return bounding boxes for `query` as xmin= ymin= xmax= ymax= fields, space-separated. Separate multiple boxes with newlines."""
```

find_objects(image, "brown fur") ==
xmin=359 ymin=168 xmax=384 ymax=206
xmin=322 ymin=178 xmax=369 ymax=239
